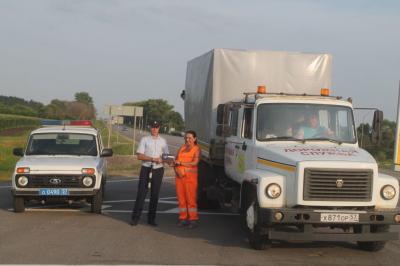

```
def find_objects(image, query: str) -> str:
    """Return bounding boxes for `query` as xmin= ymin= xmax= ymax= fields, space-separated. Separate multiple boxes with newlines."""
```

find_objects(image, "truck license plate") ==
xmin=39 ymin=188 xmax=69 ymax=196
xmin=320 ymin=213 xmax=359 ymax=223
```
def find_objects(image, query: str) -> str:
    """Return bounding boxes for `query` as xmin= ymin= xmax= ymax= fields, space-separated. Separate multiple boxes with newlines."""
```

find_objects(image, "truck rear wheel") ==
xmin=356 ymin=225 xmax=388 ymax=252
xmin=241 ymin=186 xmax=270 ymax=250
xmin=198 ymin=160 xmax=220 ymax=210
xmin=91 ymin=190 xmax=103 ymax=214
xmin=13 ymin=196 xmax=25 ymax=213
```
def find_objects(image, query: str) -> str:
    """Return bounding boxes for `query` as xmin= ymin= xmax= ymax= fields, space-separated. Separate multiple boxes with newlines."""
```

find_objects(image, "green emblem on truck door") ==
xmin=237 ymin=154 xmax=245 ymax=173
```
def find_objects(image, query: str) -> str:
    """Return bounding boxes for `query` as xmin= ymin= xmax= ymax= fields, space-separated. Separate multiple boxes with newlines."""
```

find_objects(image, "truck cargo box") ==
xmin=184 ymin=48 xmax=332 ymax=144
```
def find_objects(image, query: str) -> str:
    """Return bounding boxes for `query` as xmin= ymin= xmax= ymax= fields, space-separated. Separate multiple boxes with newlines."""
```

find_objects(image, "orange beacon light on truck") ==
xmin=321 ymin=88 xmax=330 ymax=96
xmin=257 ymin=85 xmax=267 ymax=94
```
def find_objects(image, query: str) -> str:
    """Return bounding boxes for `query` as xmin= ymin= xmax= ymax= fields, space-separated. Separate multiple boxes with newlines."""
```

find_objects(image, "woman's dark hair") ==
xmin=185 ymin=130 xmax=197 ymax=145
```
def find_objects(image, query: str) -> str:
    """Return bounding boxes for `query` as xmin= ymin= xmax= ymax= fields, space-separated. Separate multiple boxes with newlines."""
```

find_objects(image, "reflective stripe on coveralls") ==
xmin=175 ymin=145 xmax=200 ymax=221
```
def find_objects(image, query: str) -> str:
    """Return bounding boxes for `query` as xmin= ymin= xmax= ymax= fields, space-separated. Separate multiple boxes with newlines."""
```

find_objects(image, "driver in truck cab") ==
xmin=294 ymin=113 xmax=333 ymax=139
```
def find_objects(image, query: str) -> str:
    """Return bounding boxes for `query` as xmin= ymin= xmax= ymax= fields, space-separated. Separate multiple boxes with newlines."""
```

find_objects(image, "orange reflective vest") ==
xmin=175 ymin=144 xmax=200 ymax=221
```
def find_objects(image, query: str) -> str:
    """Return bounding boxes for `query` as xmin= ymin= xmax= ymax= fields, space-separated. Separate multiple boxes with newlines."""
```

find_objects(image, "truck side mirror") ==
xmin=13 ymin=148 xmax=24 ymax=157
xmin=371 ymin=110 xmax=383 ymax=145
xmin=217 ymin=104 xmax=225 ymax=124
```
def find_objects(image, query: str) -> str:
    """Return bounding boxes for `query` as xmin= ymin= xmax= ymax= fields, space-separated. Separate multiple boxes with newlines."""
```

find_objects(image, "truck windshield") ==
xmin=257 ymin=103 xmax=356 ymax=143
xmin=25 ymin=133 xmax=98 ymax=156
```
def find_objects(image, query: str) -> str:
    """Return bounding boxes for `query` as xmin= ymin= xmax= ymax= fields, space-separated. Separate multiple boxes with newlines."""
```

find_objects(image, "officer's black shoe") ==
xmin=130 ymin=218 xmax=139 ymax=226
xmin=187 ymin=220 xmax=198 ymax=229
xmin=147 ymin=220 xmax=158 ymax=227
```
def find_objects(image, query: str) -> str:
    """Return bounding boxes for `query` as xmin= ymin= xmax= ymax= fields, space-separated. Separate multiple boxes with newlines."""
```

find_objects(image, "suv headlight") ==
xmin=381 ymin=185 xmax=396 ymax=200
xmin=82 ymin=176 xmax=94 ymax=187
xmin=17 ymin=176 xmax=29 ymax=187
xmin=82 ymin=168 xmax=95 ymax=175
xmin=266 ymin=183 xmax=282 ymax=199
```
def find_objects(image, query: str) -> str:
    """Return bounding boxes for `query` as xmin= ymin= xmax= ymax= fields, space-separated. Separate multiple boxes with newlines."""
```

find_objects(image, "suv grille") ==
xmin=27 ymin=175 xmax=86 ymax=188
xmin=303 ymin=168 xmax=373 ymax=201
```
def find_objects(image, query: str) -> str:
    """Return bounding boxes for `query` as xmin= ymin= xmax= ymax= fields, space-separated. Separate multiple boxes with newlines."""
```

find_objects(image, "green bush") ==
xmin=0 ymin=114 xmax=40 ymax=131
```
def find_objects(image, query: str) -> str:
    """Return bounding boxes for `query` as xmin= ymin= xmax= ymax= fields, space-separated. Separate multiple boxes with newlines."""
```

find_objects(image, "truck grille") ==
xmin=27 ymin=175 xmax=84 ymax=188
xmin=303 ymin=168 xmax=373 ymax=201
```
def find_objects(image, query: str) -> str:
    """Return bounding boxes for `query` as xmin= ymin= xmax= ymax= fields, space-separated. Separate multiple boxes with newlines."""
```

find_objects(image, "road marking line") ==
xmin=103 ymin=209 xmax=239 ymax=216
xmin=103 ymin=199 xmax=178 ymax=204
xmin=107 ymin=177 xmax=175 ymax=183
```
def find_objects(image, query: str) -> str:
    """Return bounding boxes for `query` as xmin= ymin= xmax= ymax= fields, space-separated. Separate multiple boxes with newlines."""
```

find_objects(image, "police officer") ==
xmin=131 ymin=121 xmax=169 ymax=226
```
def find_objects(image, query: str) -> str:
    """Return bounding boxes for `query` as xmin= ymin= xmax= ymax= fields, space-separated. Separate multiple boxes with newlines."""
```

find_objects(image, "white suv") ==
xmin=11 ymin=121 xmax=113 ymax=213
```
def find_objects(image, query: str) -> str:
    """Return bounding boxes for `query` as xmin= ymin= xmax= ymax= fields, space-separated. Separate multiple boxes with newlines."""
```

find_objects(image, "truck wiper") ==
xmin=305 ymin=137 xmax=343 ymax=145
xmin=266 ymin=136 xmax=305 ymax=143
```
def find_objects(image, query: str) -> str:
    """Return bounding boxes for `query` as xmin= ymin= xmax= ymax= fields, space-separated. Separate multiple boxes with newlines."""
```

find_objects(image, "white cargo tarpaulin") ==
xmin=184 ymin=48 xmax=332 ymax=143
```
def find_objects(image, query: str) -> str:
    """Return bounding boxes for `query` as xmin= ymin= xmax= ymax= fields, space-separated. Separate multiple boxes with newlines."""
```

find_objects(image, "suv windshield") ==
xmin=26 ymin=133 xmax=98 ymax=156
xmin=257 ymin=103 xmax=356 ymax=143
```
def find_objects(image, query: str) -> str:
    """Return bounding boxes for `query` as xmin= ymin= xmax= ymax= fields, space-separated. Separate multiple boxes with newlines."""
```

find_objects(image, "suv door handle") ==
xmin=234 ymin=145 xmax=240 ymax=149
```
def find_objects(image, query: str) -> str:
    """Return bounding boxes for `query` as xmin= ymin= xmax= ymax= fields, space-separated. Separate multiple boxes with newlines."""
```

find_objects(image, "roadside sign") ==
xmin=104 ymin=105 xmax=143 ymax=156
xmin=105 ymin=105 xmax=143 ymax=117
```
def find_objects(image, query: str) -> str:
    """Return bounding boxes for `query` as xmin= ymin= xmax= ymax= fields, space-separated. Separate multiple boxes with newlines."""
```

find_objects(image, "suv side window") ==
xmin=242 ymin=108 xmax=253 ymax=139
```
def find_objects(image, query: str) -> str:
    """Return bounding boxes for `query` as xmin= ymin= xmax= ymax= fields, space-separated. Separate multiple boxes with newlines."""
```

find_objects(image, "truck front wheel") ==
xmin=241 ymin=187 xmax=270 ymax=250
xmin=13 ymin=196 xmax=25 ymax=213
xmin=356 ymin=225 xmax=388 ymax=252
xmin=91 ymin=190 xmax=103 ymax=214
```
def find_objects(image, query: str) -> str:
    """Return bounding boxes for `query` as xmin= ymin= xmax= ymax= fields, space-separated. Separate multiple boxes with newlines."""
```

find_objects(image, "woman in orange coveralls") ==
xmin=174 ymin=130 xmax=201 ymax=229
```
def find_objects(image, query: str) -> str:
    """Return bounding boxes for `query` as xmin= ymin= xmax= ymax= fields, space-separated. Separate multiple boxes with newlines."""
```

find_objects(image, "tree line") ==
xmin=0 ymin=92 xmax=96 ymax=120
xmin=123 ymin=99 xmax=184 ymax=132
xmin=358 ymin=119 xmax=396 ymax=164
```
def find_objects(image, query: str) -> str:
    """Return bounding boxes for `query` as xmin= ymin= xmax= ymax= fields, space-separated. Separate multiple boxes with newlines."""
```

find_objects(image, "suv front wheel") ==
xmin=13 ymin=196 xmax=25 ymax=213
xmin=91 ymin=189 xmax=103 ymax=214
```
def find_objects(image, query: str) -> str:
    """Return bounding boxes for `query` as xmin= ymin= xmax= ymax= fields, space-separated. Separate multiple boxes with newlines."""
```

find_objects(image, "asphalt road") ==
xmin=1 ymin=130 xmax=400 ymax=265
xmin=1 ymin=176 xmax=400 ymax=265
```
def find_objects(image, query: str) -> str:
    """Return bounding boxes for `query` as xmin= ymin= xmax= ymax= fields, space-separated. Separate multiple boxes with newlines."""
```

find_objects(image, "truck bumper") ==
xmin=258 ymin=207 xmax=400 ymax=242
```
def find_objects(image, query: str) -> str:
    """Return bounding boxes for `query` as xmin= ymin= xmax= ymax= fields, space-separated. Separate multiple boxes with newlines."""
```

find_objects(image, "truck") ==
xmin=183 ymin=49 xmax=400 ymax=251
xmin=11 ymin=120 xmax=113 ymax=213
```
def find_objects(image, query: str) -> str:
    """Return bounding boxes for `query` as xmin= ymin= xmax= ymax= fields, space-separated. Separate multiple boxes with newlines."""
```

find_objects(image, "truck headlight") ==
xmin=266 ymin=183 xmax=281 ymax=199
xmin=17 ymin=176 xmax=29 ymax=187
xmin=381 ymin=185 xmax=396 ymax=200
xmin=82 ymin=176 xmax=94 ymax=187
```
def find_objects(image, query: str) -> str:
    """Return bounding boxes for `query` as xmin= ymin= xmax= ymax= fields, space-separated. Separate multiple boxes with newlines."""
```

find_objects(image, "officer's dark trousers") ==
xmin=131 ymin=166 xmax=164 ymax=222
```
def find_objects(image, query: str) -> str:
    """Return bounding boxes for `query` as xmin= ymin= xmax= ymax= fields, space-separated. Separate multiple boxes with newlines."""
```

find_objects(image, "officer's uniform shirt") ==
xmin=137 ymin=135 xmax=169 ymax=169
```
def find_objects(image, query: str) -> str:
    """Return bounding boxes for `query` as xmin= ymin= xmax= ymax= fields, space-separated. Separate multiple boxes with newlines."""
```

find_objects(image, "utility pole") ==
xmin=107 ymin=116 xmax=112 ymax=148
xmin=133 ymin=108 xmax=137 ymax=157
xmin=394 ymin=81 xmax=400 ymax=171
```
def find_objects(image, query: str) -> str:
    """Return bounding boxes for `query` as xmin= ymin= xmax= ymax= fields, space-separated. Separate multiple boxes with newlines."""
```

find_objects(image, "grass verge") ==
xmin=0 ymin=121 xmax=174 ymax=180
xmin=0 ymin=127 xmax=34 ymax=181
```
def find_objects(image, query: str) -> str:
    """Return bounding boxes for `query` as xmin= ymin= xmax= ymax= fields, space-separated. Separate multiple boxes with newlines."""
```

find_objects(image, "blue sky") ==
xmin=0 ymin=0 xmax=399 ymax=121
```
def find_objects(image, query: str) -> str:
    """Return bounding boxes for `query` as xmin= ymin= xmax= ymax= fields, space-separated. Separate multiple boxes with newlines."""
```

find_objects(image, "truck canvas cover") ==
xmin=184 ymin=48 xmax=332 ymax=143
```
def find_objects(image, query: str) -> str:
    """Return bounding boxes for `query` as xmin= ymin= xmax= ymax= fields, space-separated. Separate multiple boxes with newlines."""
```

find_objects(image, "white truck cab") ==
xmin=11 ymin=120 xmax=113 ymax=213
xmin=184 ymin=49 xmax=400 ymax=251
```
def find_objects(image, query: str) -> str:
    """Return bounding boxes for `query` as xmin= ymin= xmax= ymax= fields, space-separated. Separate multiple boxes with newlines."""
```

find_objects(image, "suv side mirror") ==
xmin=13 ymin=148 xmax=24 ymax=157
xmin=100 ymin=148 xmax=113 ymax=157
xmin=371 ymin=110 xmax=383 ymax=145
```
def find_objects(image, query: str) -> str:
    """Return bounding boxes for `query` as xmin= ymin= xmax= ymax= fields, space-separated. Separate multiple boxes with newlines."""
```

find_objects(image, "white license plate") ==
xmin=39 ymin=188 xmax=69 ymax=196
xmin=320 ymin=213 xmax=359 ymax=223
